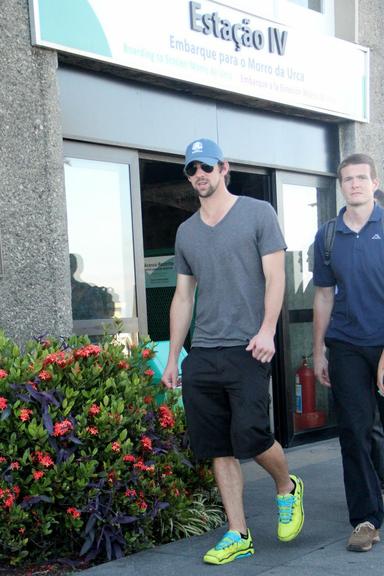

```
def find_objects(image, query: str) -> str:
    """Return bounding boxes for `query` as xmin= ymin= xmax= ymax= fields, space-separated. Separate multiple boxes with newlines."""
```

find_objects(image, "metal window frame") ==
xmin=63 ymin=140 xmax=147 ymax=337
xmin=273 ymin=169 xmax=336 ymax=446
xmin=139 ymin=150 xmax=268 ymax=175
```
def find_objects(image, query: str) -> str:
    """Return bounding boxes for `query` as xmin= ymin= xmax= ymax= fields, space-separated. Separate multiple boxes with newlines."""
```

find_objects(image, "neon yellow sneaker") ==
xmin=277 ymin=474 xmax=304 ymax=542
xmin=203 ymin=529 xmax=254 ymax=565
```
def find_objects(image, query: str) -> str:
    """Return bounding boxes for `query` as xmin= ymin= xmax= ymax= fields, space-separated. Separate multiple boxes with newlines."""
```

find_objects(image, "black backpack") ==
xmin=323 ymin=210 xmax=384 ymax=266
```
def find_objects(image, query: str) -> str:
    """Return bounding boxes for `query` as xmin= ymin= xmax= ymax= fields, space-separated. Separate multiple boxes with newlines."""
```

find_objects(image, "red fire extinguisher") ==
xmin=295 ymin=356 xmax=316 ymax=414
xmin=294 ymin=355 xmax=326 ymax=430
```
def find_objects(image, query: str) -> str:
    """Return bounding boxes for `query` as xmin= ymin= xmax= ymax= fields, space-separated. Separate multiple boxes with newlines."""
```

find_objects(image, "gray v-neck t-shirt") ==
xmin=175 ymin=196 xmax=287 ymax=347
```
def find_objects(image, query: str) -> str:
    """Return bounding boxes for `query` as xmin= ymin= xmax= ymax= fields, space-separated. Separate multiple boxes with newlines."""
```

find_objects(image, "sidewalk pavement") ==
xmin=76 ymin=438 xmax=384 ymax=576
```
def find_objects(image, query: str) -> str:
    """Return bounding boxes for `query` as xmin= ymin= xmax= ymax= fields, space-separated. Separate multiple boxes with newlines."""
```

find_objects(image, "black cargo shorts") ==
xmin=181 ymin=346 xmax=274 ymax=460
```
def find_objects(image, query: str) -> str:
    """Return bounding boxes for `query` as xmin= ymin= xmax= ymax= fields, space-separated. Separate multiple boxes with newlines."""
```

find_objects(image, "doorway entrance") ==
xmin=274 ymin=170 xmax=337 ymax=446
xmin=140 ymin=157 xmax=270 ymax=344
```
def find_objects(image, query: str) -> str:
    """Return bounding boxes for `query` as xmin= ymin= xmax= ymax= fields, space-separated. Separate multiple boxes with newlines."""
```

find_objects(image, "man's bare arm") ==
xmin=161 ymin=274 xmax=196 ymax=388
xmin=246 ymin=250 xmax=285 ymax=363
xmin=313 ymin=286 xmax=334 ymax=387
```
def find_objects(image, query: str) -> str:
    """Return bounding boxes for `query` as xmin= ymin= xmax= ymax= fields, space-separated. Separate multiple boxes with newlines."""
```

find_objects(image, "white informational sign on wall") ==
xmin=144 ymin=256 xmax=176 ymax=289
xmin=29 ymin=0 xmax=369 ymax=121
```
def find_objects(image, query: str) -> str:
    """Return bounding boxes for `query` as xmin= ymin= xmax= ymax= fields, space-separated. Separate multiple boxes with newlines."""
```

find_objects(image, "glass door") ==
xmin=275 ymin=171 xmax=336 ymax=445
xmin=63 ymin=141 xmax=146 ymax=342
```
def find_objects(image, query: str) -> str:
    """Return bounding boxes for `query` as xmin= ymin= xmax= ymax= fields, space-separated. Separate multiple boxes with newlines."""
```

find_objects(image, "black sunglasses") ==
xmin=184 ymin=162 xmax=216 ymax=177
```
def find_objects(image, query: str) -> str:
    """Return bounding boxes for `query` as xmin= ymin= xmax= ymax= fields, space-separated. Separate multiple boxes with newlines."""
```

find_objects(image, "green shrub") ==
xmin=0 ymin=331 xmax=224 ymax=566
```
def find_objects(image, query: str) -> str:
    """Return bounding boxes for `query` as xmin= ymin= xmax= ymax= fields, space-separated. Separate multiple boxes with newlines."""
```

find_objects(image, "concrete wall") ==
xmin=0 ymin=0 xmax=72 ymax=344
xmin=339 ymin=0 xmax=384 ymax=181
xmin=334 ymin=0 xmax=357 ymax=42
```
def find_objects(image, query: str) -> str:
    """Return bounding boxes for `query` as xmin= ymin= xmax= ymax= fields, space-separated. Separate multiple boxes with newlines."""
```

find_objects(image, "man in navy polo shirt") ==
xmin=313 ymin=153 xmax=384 ymax=553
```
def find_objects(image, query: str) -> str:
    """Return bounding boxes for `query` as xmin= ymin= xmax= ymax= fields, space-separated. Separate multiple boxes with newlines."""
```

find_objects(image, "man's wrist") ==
xmin=258 ymin=324 xmax=276 ymax=338
xmin=313 ymin=346 xmax=325 ymax=358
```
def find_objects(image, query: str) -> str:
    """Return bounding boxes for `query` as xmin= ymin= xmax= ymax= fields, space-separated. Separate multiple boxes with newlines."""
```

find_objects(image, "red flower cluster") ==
xmin=134 ymin=458 xmax=154 ymax=473
xmin=33 ymin=470 xmax=44 ymax=481
xmin=124 ymin=488 xmax=137 ymax=498
xmin=38 ymin=370 xmax=52 ymax=382
xmin=137 ymin=490 xmax=148 ymax=511
xmin=122 ymin=454 xmax=135 ymax=463
xmin=144 ymin=369 xmax=154 ymax=377
xmin=88 ymin=403 xmax=101 ymax=417
xmin=32 ymin=451 xmax=54 ymax=468
xmin=19 ymin=408 xmax=33 ymax=422
xmin=86 ymin=426 xmax=98 ymax=436
xmin=10 ymin=461 xmax=20 ymax=470
xmin=118 ymin=360 xmax=130 ymax=370
xmin=0 ymin=369 xmax=8 ymax=379
xmin=107 ymin=470 xmax=117 ymax=484
xmin=0 ymin=397 xmax=7 ymax=410
xmin=111 ymin=442 xmax=121 ymax=453
xmin=0 ymin=456 xmax=6 ymax=464
xmin=0 ymin=486 xmax=18 ymax=509
xmin=162 ymin=464 xmax=173 ymax=477
xmin=140 ymin=436 xmax=152 ymax=451
xmin=124 ymin=488 xmax=147 ymax=510
xmin=158 ymin=405 xmax=175 ymax=428
xmin=74 ymin=344 xmax=101 ymax=359
xmin=122 ymin=454 xmax=154 ymax=472
xmin=67 ymin=507 xmax=81 ymax=519
xmin=43 ymin=351 xmax=72 ymax=369
xmin=141 ymin=349 xmax=152 ymax=359
xmin=53 ymin=419 xmax=74 ymax=437
xmin=143 ymin=395 xmax=153 ymax=404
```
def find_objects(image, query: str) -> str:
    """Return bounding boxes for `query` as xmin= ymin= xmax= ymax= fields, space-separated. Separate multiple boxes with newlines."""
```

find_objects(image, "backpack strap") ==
xmin=323 ymin=217 xmax=337 ymax=266
xmin=323 ymin=209 xmax=384 ymax=266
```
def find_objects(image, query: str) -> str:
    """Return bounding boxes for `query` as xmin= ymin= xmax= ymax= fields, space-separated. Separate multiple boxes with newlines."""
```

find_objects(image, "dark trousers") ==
xmin=372 ymin=410 xmax=384 ymax=484
xmin=327 ymin=339 xmax=384 ymax=528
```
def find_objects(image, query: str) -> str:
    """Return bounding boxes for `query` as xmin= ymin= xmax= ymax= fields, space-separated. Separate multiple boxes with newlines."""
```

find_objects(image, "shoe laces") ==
xmin=215 ymin=531 xmax=241 ymax=550
xmin=277 ymin=494 xmax=295 ymax=524
xmin=353 ymin=521 xmax=375 ymax=533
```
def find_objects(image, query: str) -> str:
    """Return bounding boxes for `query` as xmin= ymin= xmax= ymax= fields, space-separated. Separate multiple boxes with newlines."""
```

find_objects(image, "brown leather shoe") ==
xmin=347 ymin=522 xmax=380 ymax=552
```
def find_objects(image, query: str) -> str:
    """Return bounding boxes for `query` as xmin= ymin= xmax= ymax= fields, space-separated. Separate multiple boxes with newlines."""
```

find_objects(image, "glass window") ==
xmin=230 ymin=1 xmax=334 ymax=36
xmin=283 ymin=184 xmax=318 ymax=312
xmin=288 ymin=0 xmax=323 ymax=12
xmin=64 ymin=157 xmax=137 ymax=339
xmin=276 ymin=172 xmax=336 ymax=442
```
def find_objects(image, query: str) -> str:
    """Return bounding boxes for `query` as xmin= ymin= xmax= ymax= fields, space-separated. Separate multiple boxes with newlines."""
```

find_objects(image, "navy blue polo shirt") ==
xmin=313 ymin=204 xmax=384 ymax=346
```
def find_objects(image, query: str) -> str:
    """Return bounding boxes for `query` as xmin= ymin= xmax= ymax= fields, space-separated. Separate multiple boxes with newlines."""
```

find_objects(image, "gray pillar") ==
xmin=339 ymin=0 xmax=384 ymax=175
xmin=0 ymin=0 xmax=72 ymax=344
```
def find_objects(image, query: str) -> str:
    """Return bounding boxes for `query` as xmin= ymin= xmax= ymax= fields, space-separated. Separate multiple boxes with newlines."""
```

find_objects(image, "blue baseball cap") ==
xmin=184 ymin=138 xmax=224 ymax=167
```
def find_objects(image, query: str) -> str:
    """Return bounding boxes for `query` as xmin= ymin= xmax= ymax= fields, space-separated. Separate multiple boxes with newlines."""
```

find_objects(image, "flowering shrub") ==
xmin=0 ymin=331 xmax=224 ymax=566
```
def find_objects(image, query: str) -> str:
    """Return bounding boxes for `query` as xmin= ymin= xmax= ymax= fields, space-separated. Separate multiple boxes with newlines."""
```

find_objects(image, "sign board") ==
xmin=29 ymin=0 xmax=369 ymax=121
xmin=144 ymin=256 xmax=176 ymax=289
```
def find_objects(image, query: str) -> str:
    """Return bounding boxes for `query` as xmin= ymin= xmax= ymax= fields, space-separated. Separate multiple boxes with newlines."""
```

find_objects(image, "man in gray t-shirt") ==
xmin=176 ymin=195 xmax=286 ymax=348
xmin=162 ymin=138 xmax=304 ymax=565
